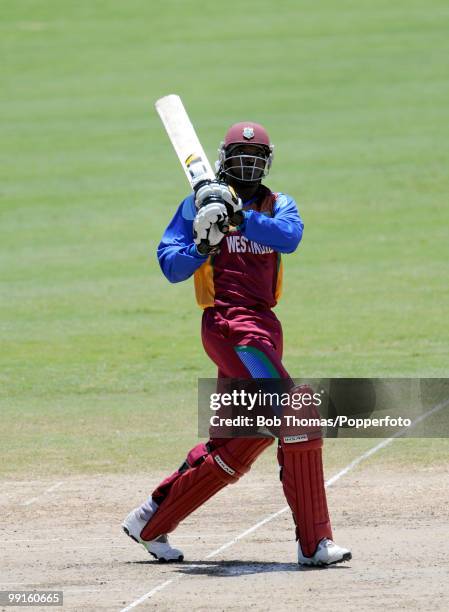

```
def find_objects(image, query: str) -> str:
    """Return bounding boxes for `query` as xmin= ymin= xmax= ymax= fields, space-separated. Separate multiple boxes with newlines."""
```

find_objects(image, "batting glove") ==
xmin=193 ymin=202 xmax=229 ymax=255
xmin=195 ymin=180 xmax=243 ymax=227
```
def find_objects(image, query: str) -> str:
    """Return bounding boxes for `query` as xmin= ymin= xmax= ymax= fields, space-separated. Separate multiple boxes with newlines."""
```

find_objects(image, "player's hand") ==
xmin=193 ymin=202 xmax=229 ymax=255
xmin=195 ymin=180 xmax=244 ymax=227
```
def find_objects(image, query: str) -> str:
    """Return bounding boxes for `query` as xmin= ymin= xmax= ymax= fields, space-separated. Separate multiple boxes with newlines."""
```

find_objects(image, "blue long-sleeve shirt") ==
xmin=157 ymin=191 xmax=303 ymax=284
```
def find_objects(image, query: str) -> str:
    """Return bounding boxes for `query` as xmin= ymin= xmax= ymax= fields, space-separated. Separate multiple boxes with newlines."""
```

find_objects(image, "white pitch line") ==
xmin=204 ymin=506 xmax=289 ymax=560
xmin=325 ymin=396 xmax=449 ymax=487
xmin=22 ymin=481 xmax=63 ymax=506
xmin=121 ymin=579 xmax=176 ymax=611
xmin=120 ymin=398 xmax=449 ymax=612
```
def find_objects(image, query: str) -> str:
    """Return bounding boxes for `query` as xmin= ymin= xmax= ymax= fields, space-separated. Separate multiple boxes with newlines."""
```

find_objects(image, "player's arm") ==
xmin=157 ymin=196 xmax=208 ymax=283
xmin=157 ymin=194 xmax=229 ymax=282
xmin=239 ymin=194 xmax=303 ymax=253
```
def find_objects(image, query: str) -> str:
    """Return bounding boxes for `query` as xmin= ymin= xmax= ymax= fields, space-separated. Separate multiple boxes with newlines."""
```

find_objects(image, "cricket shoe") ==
xmin=122 ymin=508 xmax=184 ymax=562
xmin=298 ymin=538 xmax=352 ymax=567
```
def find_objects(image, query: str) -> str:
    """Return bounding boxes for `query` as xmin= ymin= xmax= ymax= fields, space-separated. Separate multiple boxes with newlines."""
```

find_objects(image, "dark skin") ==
xmin=224 ymin=144 xmax=268 ymax=202
xmin=227 ymin=176 xmax=260 ymax=202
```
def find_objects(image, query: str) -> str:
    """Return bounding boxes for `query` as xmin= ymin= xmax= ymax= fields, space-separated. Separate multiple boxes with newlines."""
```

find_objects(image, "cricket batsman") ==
xmin=122 ymin=122 xmax=351 ymax=566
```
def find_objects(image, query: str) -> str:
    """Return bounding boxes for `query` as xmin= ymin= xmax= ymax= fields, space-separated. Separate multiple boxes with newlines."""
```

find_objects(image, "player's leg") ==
xmin=123 ymin=307 xmax=347 ymax=564
xmin=139 ymin=435 xmax=273 ymax=541
xmin=204 ymin=308 xmax=351 ymax=565
xmin=277 ymin=385 xmax=352 ymax=566
xmin=201 ymin=305 xmax=290 ymax=380
xmin=122 ymin=443 xmax=210 ymax=561
xmin=122 ymin=435 xmax=272 ymax=560
xmin=123 ymin=309 xmax=284 ymax=559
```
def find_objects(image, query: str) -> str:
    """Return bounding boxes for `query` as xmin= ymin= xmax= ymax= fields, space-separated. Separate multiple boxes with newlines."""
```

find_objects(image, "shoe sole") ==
xmin=148 ymin=551 xmax=184 ymax=563
xmin=122 ymin=526 xmax=184 ymax=563
xmin=122 ymin=526 xmax=140 ymax=544
xmin=298 ymin=551 xmax=352 ymax=567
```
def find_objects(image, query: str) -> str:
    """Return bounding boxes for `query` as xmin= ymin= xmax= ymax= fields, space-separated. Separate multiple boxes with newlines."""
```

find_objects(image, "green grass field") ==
xmin=1 ymin=1 xmax=448 ymax=477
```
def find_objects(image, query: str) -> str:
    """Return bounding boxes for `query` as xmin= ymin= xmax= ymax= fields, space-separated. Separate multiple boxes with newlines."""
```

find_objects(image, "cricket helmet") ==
xmin=216 ymin=122 xmax=274 ymax=183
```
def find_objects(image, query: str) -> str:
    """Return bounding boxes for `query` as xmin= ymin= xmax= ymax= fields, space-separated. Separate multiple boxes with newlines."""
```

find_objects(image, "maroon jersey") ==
xmin=194 ymin=186 xmax=283 ymax=309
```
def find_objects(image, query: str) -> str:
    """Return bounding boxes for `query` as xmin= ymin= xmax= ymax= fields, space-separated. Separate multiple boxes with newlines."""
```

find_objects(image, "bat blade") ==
xmin=155 ymin=94 xmax=215 ymax=187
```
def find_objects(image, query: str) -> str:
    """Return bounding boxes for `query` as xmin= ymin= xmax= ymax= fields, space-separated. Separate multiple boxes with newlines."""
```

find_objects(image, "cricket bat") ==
xmin=155 ymin=94 xmax=216 ymax=189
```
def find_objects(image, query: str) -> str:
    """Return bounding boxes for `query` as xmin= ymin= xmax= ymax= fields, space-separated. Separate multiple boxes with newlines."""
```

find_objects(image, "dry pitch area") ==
xmin=2 ymin=457 xmax=448 ymax=611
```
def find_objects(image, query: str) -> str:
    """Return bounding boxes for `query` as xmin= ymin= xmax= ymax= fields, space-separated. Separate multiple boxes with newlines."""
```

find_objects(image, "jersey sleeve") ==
xmin=240 ymin=193 xmax=303 ymax=253
xmin=157 ymin=194 xmax=208 ymax=283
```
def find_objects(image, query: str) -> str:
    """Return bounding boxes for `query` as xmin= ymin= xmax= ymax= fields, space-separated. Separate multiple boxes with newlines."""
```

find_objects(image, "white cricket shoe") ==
xmin=298 ymin=538 xmax=351 ymax=567
xmin=122 ymin=508 xmax=184 ymax=562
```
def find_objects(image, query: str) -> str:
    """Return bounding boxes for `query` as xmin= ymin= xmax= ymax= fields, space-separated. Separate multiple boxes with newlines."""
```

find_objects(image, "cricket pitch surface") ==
xmin=2 ymin=462 xmax=448 ymax=611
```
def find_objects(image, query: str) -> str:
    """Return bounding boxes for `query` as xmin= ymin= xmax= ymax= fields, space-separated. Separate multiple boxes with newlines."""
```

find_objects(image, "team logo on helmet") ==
xmin=242 ymin=126 xmax=255 ymax=140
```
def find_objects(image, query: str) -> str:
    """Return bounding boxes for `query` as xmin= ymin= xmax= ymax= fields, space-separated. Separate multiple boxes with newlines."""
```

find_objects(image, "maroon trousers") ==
xmin=142 ymin=306 xmax=332 ymax=556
